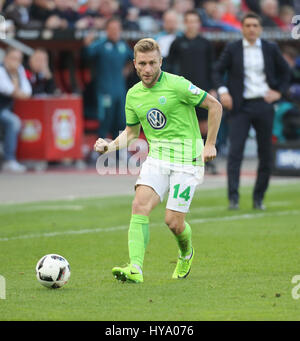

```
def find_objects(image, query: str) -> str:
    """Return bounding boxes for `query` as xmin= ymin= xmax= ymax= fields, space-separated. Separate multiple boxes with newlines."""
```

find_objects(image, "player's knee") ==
xmin=132 ymin=198 xmax=151 ymax=216
xmin=165 ymin=216 xmax=184 ymax=235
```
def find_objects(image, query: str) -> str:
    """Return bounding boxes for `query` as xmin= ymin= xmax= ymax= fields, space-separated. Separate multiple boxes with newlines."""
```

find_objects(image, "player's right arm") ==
xmin=94 ymin=88 xmax=141 ymax=154
xmin=94 ymin=124 xmax=141 ymax=154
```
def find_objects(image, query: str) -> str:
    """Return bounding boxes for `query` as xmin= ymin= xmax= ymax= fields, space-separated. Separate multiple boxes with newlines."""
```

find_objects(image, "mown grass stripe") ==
xmin=0 ymin=209 xmax=299 ymax=242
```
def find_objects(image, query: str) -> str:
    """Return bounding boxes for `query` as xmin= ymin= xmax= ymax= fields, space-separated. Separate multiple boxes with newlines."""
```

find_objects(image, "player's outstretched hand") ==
xmin=94 ymin=138 xmax=109 ymax=154
xmin=202 ymin=144 xmax=217 ymax=163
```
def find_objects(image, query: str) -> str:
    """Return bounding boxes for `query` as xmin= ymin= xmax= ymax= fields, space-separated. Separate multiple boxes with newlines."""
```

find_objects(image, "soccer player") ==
xmin=94 ymin=38 xmax=222 ymax=283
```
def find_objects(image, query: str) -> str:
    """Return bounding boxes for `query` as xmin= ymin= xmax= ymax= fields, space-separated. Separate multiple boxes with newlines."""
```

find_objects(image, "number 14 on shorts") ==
xmin=168 ymin=179 xmax=197 ymax=212
xmin=173 ymin=184 xmax=191 ymax=202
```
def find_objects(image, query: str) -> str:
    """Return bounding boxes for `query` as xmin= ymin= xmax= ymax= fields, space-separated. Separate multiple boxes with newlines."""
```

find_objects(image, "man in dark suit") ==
xmin=214 ymin=12 xmax=290 ymax=210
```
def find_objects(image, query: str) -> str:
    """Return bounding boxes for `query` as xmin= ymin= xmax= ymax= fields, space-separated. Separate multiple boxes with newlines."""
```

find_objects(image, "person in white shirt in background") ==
xmin=214 ymin=12 xmax=290 ymax=210
xmin=155 ymin=9 xmax=180 ymax=64
xmin=0 ymin=47 xmax=32 ymax=173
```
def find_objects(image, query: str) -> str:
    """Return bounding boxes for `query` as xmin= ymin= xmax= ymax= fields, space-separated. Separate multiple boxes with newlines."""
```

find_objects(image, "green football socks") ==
xmin=128 ymin=214 xmax=150 ymax=270
xmin=173 ymin=222 xmax=192 ymax=258
xmin=127 ymin=216 xmax=192 ymax=273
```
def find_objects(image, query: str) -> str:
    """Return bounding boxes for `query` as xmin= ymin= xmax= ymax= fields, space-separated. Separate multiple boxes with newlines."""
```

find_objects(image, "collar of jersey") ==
xmin=157 ymin=71 xmax=163 ymax=82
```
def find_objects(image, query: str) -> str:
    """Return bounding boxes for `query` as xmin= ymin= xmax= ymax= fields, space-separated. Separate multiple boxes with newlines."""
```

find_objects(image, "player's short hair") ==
xmin=241 ymin=12 xmax=262 ymax=26
xmin=134 ymin=38 xmax=161 ymax=59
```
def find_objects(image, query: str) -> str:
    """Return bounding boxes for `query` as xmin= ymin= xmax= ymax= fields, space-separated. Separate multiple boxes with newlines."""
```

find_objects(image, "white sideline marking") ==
xmin=0 ymin=205 xmax=84 ymax=212
xmin=0 ymin=202 xmax=290 ymax=213
xmin=191 ymin=206 xmax=224 ymax=213
xmin=0 ymin=210 xmax=299 ymax=242
xmin=267 ymin=201 xmax=291 ymax=207
xmin=189 ymin=210 xmax=300 ymax=224
xmin=0 ymin=275 xmax=5 ymax=300
xmin=0 ymin=225 xmax=128 ymax=242
xmin=191 ymin=202 xmax=291 ymax=213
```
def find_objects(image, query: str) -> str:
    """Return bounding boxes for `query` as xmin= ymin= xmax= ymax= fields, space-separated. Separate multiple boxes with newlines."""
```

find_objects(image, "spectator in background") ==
xmin=0 ymin=0 xmax=5 ymax=11
xmin=46 ymin=0 xmax=89 ymax=29
xmin=198 ymin=0 xmax=240 ymax=31
xmin=78 ymin=0 xmax=121 ymax=30
xmin=99 ymin=0 xmax=120 ymax=20
xmin=26 ymin=48 xmax=58 ymax=95
xmin=295 ymin=0 xmax=300 ymax=14
xmin=155 ymin=9 xmax=181 ymax=70
xmin=78 ymin=0 xmax=106 ymax=30
xmin=278 ymin=5 xmax=295 ymax=31
xmin=219 ymin=0 xmax=242 ymax=30
xmin=83 ymin=17 xmax=133 ymax=142
xmin=282 ymin=46 xmax=300 ymax=102
xmin=122 ymin=5 xmax=140 ymax=30
xmin=150 ymin=0 xmax=172 ymax=27
xmin=273 ymin=46 xmax=300 ymax=142
xmin=214 ymin=12 xmax=290 ymax=210
xmin=259 ymin=0 xmax=282 ymax=28
xmin=242 ymin=0 xmax=298 ymax=23
xmin=168 ymin=10 xmax=218 ymax=174
xmin=35 ymin=0 xmax=92 ymax=30
xmin=128 ymin=0 xmax=159 ymax=32
xmin=172 ymin=0 xmax=195 ymax=30
xmin=4 ymin=0 xmax=43 ymax=29
xmin=278 ymin=0 xmax=295 ymax=7
xmin=0 ymin=48 xmax=32 ymax=173
xmin=31 ymin=0 xmax=67 ymax=30
xmin=130 ymin=0 xmax=151 ymax=11
xmin=168 ymin=10 xmax=215 ymax=96
xmin=30 ymin=0 xmax=57 ymax=28
xmin=241 ymin=0 xmax=260 ymax=13
xmin=42 ymin=0 xmax=84 ymax=94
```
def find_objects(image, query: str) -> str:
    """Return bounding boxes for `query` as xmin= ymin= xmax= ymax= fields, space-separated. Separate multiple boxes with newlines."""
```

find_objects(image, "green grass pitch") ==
xmin=0 ymin=182 xmax=300 ymax=321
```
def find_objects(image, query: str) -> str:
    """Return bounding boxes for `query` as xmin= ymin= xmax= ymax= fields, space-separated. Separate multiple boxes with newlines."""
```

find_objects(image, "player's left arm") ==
xmin=199 ymin=93 xmax=223 ymax=162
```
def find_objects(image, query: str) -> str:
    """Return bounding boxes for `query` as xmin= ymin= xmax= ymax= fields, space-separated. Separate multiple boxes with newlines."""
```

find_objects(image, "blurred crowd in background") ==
xmin=0 ymin=0 xmax=299 ymax=173
xmin=0 ymin=0 xmax=299 ymax=32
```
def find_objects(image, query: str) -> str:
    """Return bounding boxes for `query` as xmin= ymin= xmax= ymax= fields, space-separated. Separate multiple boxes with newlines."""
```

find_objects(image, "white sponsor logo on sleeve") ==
xmin=188 ymin=83 xmax=201 ymax=95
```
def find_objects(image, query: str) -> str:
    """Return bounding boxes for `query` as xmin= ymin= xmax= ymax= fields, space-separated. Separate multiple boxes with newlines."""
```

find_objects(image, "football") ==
xmin=36 ymin=254 xmax=71 ymax=289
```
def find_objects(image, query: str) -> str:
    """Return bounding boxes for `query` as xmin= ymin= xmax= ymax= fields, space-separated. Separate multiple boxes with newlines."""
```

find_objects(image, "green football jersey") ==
xmin=125 ymin=71 xmax=207 ymax=165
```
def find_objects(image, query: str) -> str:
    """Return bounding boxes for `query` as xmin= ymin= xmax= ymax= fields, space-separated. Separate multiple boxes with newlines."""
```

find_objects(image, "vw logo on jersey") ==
xmin=147 ymin=108 xmax=166 ymax=129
